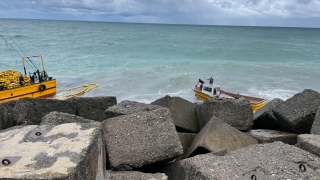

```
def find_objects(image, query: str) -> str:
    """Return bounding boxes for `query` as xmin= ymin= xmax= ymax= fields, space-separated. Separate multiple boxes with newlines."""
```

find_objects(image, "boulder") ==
xmin=0 ymin=100 xmax=17 ymax=130
xmin=41 ymin=111 xmax=96 ymax=125
xmin=163 ymin=142 xmax=320 ymax=180
xmin=67 ymin=96 xmax=117 ymax=121
xmin=177 ymin=133 xmax=196 ymax=158
xmin=245 ymin=129 xmax=298 ymax=145
xmin=252 ymin=98 xmax=283 ymax=130
xmin=184 ymin=116 xmax=258 ymax=158
xmin=197 ymin=97 xmax=253 ymax=131
xmin=105 ymin=170 xmax=167 ymax=180
xmin=102 ymin=108 xmax=183 ymax=170
xmin=105 ymin=100 xmax=163 ymax=119
xmin=0 ymin=123 xmax=105 ymax=179
xmin=151 ymin=96 xmax=199 ymax=132
xmin=296 ymin=134 xmax=320 ymax=157
xmin=310 ymin=107 xmax=320 ymax=134
xmin=13 ymin=98 xmax=77 ymax=126
xmin=273 ymin=89 xmax=320 ymax=133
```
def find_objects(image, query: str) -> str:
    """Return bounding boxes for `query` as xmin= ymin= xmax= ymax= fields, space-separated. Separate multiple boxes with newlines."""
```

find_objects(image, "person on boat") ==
xmin=19 ymin=73 xmax=24 ymax=86
xmin=208 ymin=77 xmax=213 ymax=84
xmin=33 ymin=72 xmax=38 ymax=83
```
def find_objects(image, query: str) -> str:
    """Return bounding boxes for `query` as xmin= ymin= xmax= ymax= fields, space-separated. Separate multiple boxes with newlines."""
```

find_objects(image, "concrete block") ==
xmin=0 ymin=123 xmax=105 ymax=180
xmin=245 ymin=129 xmax=298 ymax=145
xmin=197 ymin=97 xmax=253 ymax=131
xmin=152 ymin=96 xmax=199 ymax=132
xmin=41 ymin=111 xmax=96 ymax=125
xmin=164 ymin=142 xmax=320 ymax=180
xmin=273 ymin=89 xmax=320 ymax=133
xmin=105 ymin=100 xmax=162 ymax=119
xmin=185 ymin=116 xmax=258 ymax=158
xmin=67 ymin=96 xmax=117 ymax=121
xmin=105 ymin=170 xmax=167 ymax=180
xmin=310 ymin=107 xmax=320 ymax=134
xmin=102 ymin=108 xmax=183 ymax=170
xmin=296 ymin=134 xmax=320 ymax=157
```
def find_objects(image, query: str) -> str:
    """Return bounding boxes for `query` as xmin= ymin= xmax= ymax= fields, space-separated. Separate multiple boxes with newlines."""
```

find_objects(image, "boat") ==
xmin=192 ymin=78 xmax=267 ymax=113
xmin=0 ymin=55 xmax=57 ymax=103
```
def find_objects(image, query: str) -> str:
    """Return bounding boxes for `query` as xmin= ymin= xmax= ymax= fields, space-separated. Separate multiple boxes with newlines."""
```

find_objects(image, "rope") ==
xmin=49 ymin=83 xmax=99 ymax=100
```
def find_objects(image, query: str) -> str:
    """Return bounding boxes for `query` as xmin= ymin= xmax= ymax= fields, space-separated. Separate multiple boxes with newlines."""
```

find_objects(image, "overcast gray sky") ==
xmin=1 ymin=0 xmax=320 ymax=27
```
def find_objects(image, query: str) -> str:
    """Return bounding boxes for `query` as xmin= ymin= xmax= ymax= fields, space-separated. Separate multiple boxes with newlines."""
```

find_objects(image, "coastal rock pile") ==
xmin=1 ymin=89 xmax=320 ymax=179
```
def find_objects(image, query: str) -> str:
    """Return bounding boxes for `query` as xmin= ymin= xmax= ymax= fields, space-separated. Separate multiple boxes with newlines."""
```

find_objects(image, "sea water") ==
xmin=0 ymin=19 xmax=319 ymax=103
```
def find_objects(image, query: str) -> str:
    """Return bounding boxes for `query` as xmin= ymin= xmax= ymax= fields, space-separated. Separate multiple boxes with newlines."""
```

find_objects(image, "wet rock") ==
xmin=41 ymin=111 xmax=96 ymax=125
xmin=67 ymin=96 xmax=117 ymax=121
xmin=245 ymin=129 xmax=298 ymax=145
xmin=197 ymin=97 xmax=253 ymax=131
xmin=13 ymin=98 xmax=77 ymax=126
xmin=102 ymin=108 xmax=183 ymax=170
xmin=178 ymin=133 xmax=196 ymax=159
xmin=296 ymin=134 xmax=320 ymax=157
xmin=310 ymin=107 xmax=320 ymax=134
xmin=0 ymin=100 xmax=17 ymax=130
xmin=105 ymin=100 xmax=162 ymax=119
xmin=0 ymin=123 xmax=105 ymax=179
xmin=105 ymin=170 xmax=167 ymax=180
xmin=273 ymin=89 xmax=320 ymax=133
xmin=164 ymin=142 xmax=320 ymax=180
xmin=151 ymin=96 xmax=199 ymax=132
xmin=185 ymin=116 xmax=258 ymax=158
xmin=252 ymin=98 xmax=283 ymax=130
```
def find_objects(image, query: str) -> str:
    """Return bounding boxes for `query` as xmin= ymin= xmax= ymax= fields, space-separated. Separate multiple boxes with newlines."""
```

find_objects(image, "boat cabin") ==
xmin=201 ymin=83 xmax=221 ymax=97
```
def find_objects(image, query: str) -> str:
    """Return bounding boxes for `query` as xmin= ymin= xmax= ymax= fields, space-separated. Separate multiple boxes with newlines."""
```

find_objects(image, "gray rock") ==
xmin=310 ymin=107 xmax=320 ymax=134
xmin=152 ymin=96 xmax=199 ymax=132
xmin=105 ymin=170 xmax=167 ymax=180
xmin=178 ymin=133 xmax=196 ymax=159
xmin=102 ymin=108 xmax=183 ymax=170
xmin=197 ymin=97 xmax=253 ymax=131
xmin=273 ymin=89 xmax=320 ymax=133
xmin=151 ymin=95 xmax=171 ymax=108
xmin=0 ymin=100 xmax=17 ymax=130
xmin=41 ymin=111 xmax=96 ymax=125
xmin=245 ymin=129 xmax=298 ymax=145
xmin=105 ymin=100 xmax=162 ymax=119
xmin=252 ymin=98 xmax=283 ymax=130
xmin=164 ymin=142 xmax=320 ymax=180
xmin=13 ymin=98 xmax=77 ymax=126
xmin=0 ymin=123 xmax=105 ymax=180
xmin=67 ymin=96 xmax=117 ymax=121
xmin=185 ymin=116 xmax=258 ymax=158
xmin=296 ymin=134 xmax=320 ymax=157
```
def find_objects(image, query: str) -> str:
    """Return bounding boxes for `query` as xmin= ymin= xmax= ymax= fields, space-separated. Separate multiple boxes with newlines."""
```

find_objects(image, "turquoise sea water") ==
xmin=1 ymin=19 xmax=320 ymax=103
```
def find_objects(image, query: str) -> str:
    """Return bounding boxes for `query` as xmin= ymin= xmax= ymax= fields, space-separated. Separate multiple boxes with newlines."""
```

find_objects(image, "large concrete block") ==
xmin=245 ymin=129 xmax=298 ymax=145
xmin=164 ymin=142 xmax=320 ymax=180
xmin=105 ymin=100 xmax=163 ymax=119
xmin=252 ymin=98 xmax=283 ymax=130
xmin=197 ymin=97 xmax=253 ymax=131
xmin=296 ymin=134 xmax=320 ymax=157
xmin=0 ymin=123 xmax=105 ymax=179
xmin=67 ymin=96 xmax=117 ymax=121
xmin=13 ymin=98 xmax=77 ymax=126
xmin=102 ymin=108 xmax=183 ymax=170
xmin=310 ymin=107 xmax=320 ymax=134
xmin=178 ymin=133 xmax=196 ymax=159
xmin=0 ymin=100 xmax=17 ymax=130
xmin=185 ymin=116 xmax=258 ymax=158
xmin=105 ymin=170 xmax=167 ymax=180
xmin=41 ymin=111 xmax=96 ymax=125
xmin=273 ymin=89 xmax=320 ymax=133
xmin=151 ymin=96 xmax=199 ymax=133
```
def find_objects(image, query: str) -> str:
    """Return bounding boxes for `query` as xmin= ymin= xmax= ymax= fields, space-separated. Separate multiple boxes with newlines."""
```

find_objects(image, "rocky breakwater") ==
xmin=0 ymin=89 xmax=320 ymax=179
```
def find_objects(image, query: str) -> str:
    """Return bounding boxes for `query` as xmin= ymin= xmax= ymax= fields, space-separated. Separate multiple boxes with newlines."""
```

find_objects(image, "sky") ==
xmin=1 ymin=0 xmax=320 ymax=28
